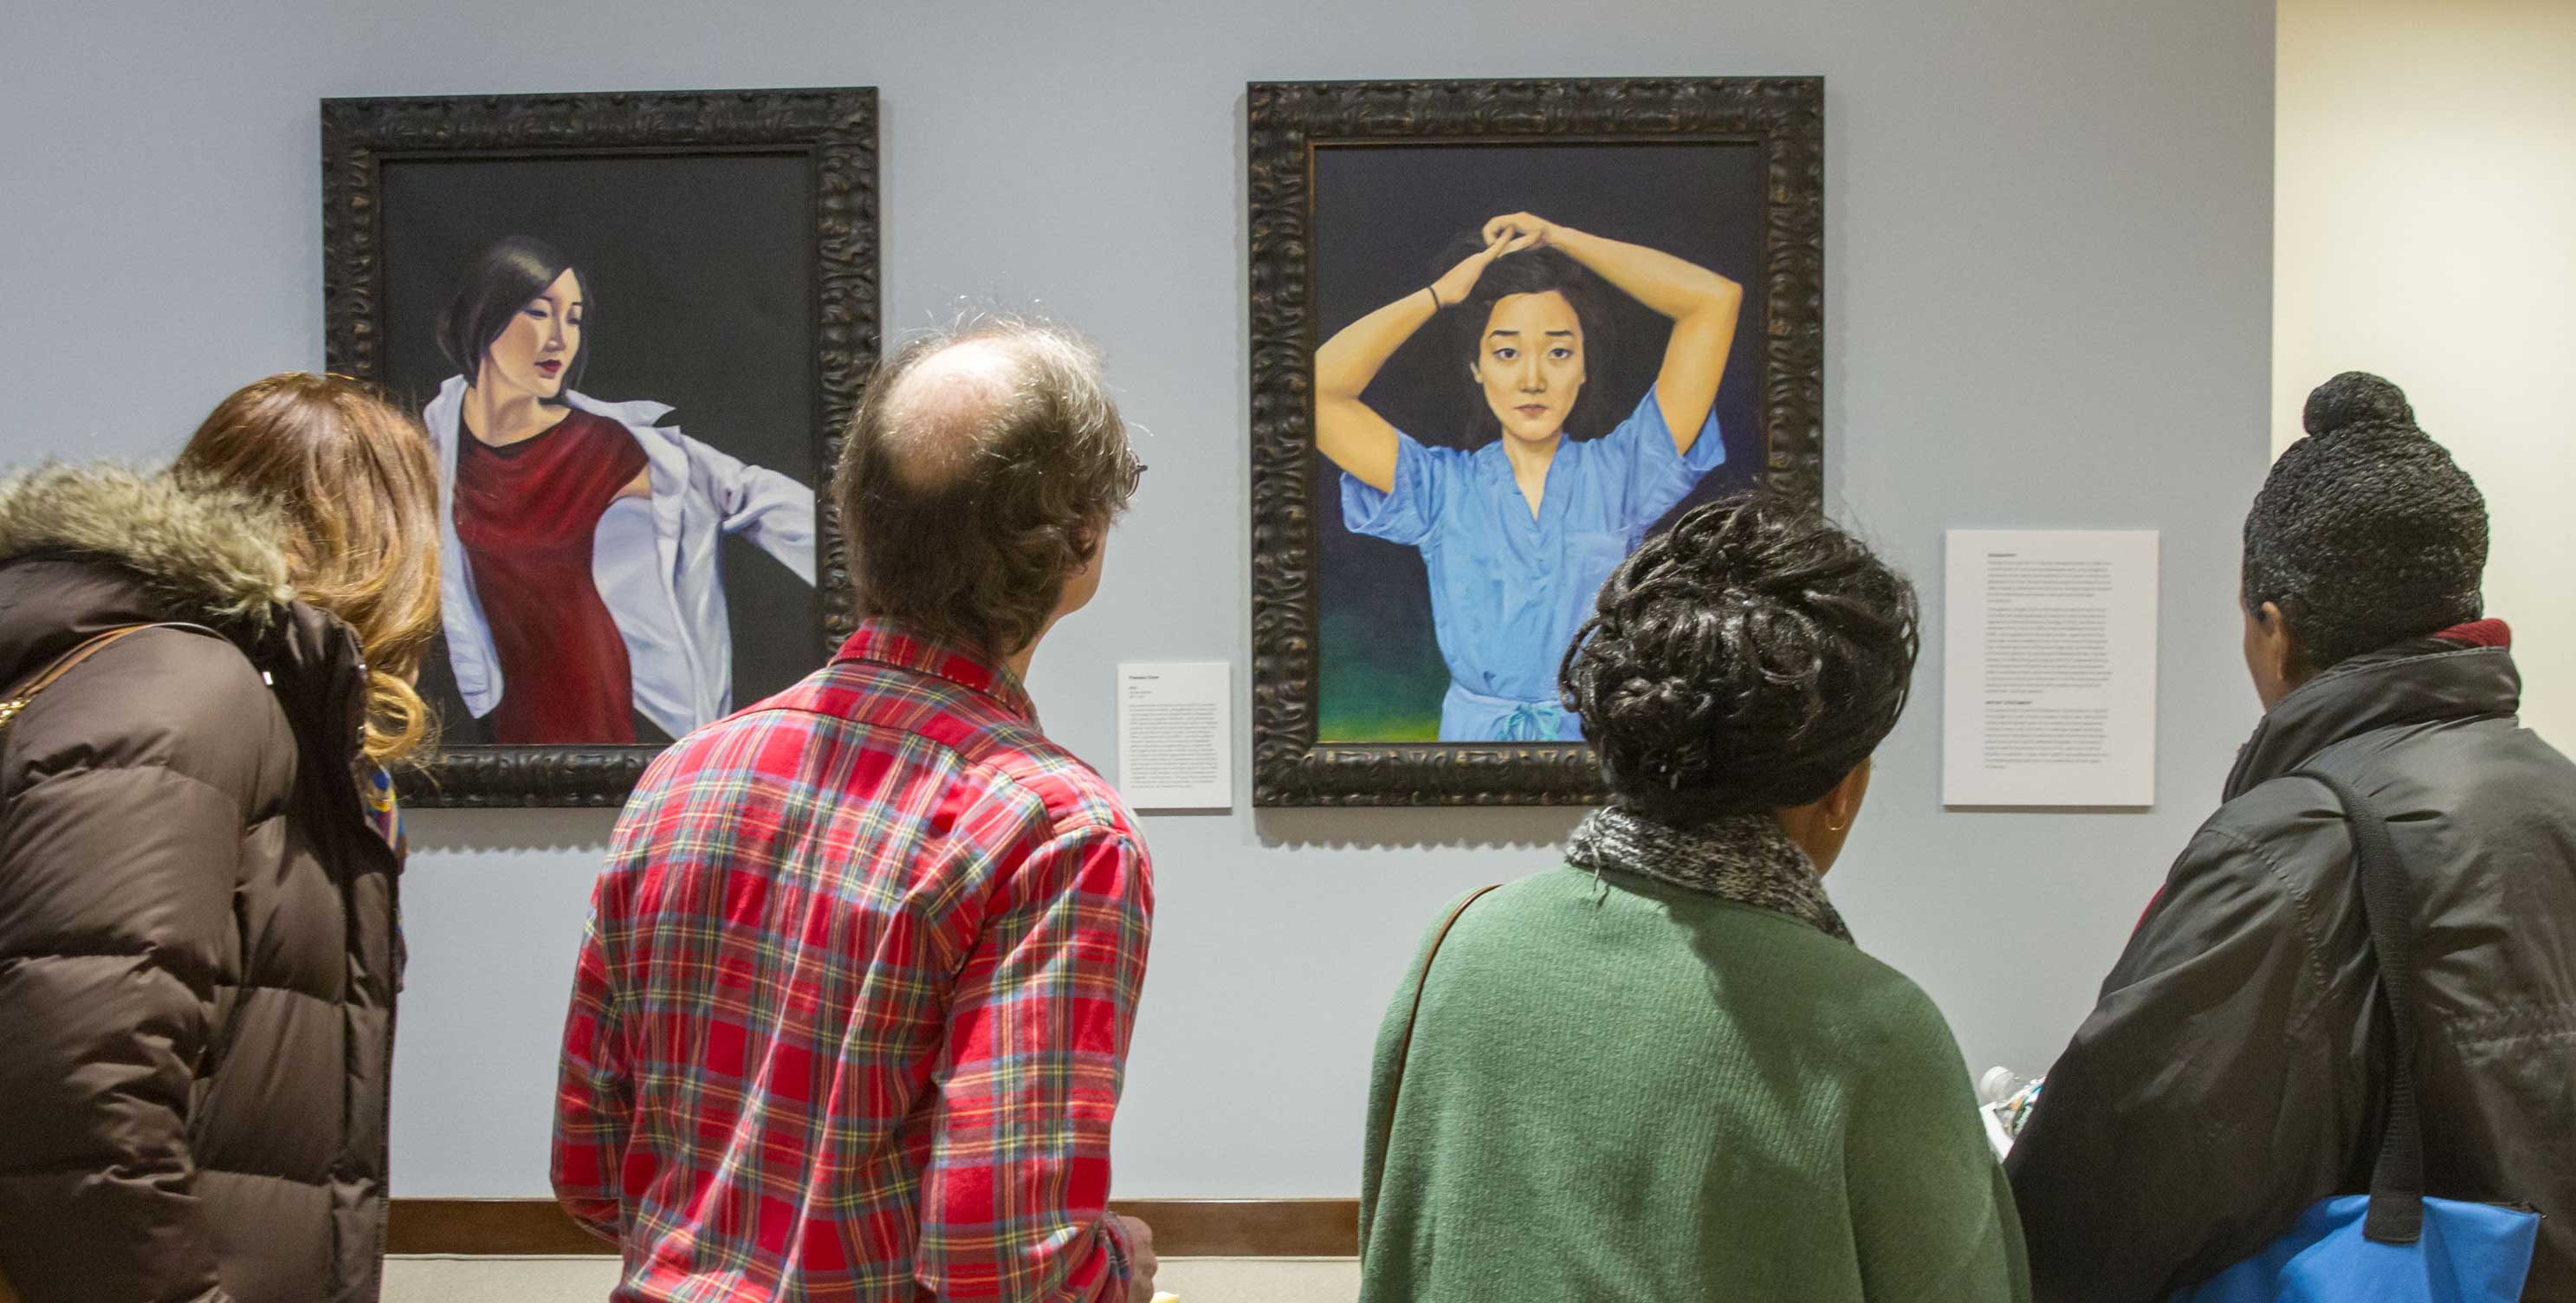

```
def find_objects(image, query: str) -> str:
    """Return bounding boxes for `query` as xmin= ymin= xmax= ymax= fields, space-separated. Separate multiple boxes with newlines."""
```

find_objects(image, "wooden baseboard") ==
xmin=390 ymin=1200 xmax=601 ymax=1256
xmin=388 ymin=1197 xmax=1358 ymax=1259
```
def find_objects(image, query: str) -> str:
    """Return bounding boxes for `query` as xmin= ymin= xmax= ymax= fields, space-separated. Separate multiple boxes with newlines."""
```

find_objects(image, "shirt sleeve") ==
xmin=550 ymin=885 xmax=631 ymax=1243
xmin=666 ymin=426 xmax=818 ymax=584
xmin=1843 ymin=981 xmax=2034 ymax=1303
xmin=1594 ymin=389 xmax=1725 ymax=533
xmin=2004 ymin=820 xmax=2360 ymax=1302
xmin=917 ymin=823 xmax=1155 ymax=1302
xmin=1338 ymin=430 xmax=1459 ymax=548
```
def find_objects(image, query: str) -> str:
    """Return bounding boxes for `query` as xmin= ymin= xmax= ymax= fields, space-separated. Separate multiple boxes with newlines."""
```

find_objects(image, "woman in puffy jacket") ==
xmin=0 ymin=373 xmax=441 ymax=1303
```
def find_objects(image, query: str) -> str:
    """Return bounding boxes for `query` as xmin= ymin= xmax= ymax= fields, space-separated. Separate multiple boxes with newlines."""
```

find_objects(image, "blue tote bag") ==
xmin=2174 ymin=772 xmax=2540 ymax=1302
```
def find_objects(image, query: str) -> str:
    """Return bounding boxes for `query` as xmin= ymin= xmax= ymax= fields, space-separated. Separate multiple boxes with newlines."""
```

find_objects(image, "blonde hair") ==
xmin=176 ymin=373 xmax=443 ymax=767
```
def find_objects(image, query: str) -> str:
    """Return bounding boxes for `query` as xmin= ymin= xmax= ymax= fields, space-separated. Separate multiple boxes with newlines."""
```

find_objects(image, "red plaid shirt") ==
xmin=553 ymin=621 xmax=1154 ymax=1302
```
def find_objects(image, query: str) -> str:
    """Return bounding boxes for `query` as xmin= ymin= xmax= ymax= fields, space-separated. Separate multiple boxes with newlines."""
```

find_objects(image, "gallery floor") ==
xmin=382 ymin=1255 xmax=1362 ymax=1301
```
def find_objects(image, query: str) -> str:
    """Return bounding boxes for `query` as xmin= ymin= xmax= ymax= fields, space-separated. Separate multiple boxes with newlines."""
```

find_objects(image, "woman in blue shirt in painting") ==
xmin=1318 ymin=211 xmax=1744 ymax=742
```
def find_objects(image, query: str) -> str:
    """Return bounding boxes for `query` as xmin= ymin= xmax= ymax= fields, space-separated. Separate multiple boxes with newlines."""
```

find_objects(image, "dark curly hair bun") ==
xmin=1560 ymin=493 xmax=1919 ymax=825
xmin=2243 ymin=371 xmax=2486 ymax=671
xmin=2301 ymin=370 xmax=2416 ymax=439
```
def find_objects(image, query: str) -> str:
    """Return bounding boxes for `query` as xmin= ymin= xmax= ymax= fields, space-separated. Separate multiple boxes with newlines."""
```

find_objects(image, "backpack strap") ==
xmin=2290 ymin=768 xmax=2427 ymax=1244
xmin=1382 ymin=884 xmax=1503 ymax=1128
xmin=0 ymin=623 xmax=224 ymax=735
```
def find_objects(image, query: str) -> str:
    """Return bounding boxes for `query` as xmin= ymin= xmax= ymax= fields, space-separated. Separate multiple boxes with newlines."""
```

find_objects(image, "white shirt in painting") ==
xmin=423 ymin=375 xmax=818 ymax=741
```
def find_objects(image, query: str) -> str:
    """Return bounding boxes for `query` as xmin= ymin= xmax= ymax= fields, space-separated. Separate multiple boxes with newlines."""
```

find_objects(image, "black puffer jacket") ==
xmin=2008 ymin=634 xmax=2576 ymax=1301
xmin=0 ymin=466 xmax=403 ymax=1303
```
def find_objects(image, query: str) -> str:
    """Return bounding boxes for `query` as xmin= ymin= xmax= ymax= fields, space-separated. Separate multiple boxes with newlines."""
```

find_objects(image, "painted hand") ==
xmin=1479 ymin=211 xmax=1561 ymax=249
xmin=1428 ymin=230 xmax=1536 ymax=307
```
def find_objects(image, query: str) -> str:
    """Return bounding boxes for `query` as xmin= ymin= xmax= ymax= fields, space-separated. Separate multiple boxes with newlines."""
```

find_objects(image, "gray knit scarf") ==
xmin=1564 ymin=806 xmax=1854 ymax=943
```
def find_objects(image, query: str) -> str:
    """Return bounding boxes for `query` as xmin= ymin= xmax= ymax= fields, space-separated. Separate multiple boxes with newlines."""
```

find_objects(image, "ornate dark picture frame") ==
xmin=1247 ymin=77 xmax=1823 ymax=807
xmin=322 ymin=88 xmax=878 ymax=807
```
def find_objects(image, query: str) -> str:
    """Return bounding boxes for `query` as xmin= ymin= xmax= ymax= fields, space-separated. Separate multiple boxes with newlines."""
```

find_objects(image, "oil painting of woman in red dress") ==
xmin=422 ymin=236 xmax=817 ymax=746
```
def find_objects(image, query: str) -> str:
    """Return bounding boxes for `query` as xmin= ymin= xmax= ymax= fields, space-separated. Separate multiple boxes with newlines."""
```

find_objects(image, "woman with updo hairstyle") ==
xmin=1357 ymin=493 xmax=2030 ymax=1303
xmin=0 ymin=373 xmax=437 ymax=1303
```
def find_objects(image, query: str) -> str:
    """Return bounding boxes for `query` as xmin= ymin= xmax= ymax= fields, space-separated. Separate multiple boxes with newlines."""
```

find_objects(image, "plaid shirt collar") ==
xmin=835 ymin=619 xmax=1037 ymax=723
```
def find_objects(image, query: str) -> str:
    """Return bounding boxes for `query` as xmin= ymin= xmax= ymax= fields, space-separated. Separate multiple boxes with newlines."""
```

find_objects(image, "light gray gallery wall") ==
xmin=0 ymin=0 xmax=2273 ymax=1196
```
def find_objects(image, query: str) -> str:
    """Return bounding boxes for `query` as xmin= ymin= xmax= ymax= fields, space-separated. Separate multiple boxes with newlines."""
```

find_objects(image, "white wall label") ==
xmin=1116 ymin=662 xmax=1232 ymax=810
xmin=1942 ymin=530 xmax=2159 ymax=807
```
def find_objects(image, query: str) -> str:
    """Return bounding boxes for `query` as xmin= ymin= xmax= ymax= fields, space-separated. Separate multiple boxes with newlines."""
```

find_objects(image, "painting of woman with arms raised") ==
xmin=1315 ymin=212 xmax=1743 ymax=742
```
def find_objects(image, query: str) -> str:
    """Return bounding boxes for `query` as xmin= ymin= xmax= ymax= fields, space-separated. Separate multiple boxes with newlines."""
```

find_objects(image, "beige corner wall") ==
xmin=2275 ymin=0 xmax=2576 ymax=746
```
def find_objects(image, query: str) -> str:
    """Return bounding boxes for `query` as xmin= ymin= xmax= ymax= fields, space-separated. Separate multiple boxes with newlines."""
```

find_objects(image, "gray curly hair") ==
xmin=832 ymin=314 xmax=1142 ymax=658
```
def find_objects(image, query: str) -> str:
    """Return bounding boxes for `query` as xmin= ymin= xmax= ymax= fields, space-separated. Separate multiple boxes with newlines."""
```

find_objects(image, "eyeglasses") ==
xmin=1118 ymin=451 xmax=1148 ymax=499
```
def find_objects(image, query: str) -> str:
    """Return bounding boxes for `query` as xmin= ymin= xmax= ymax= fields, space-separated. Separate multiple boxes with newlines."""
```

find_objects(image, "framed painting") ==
xmin=1246 ymin=77 xmax=1824 ymax=807
xmin=321 ymin=87 xmax=878 ymax=807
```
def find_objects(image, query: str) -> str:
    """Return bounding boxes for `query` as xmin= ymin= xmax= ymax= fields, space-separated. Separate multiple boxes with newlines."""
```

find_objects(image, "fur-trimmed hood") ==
xmin=0 ymin=461 xmax=296 ymax=628
xmin=0 ymin=470 xmax=405 ymax=1303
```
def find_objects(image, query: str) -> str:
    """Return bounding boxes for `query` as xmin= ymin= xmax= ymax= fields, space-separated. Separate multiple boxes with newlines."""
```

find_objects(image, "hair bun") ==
xmin=2301 ymin=371 xmax=2416 ymax=438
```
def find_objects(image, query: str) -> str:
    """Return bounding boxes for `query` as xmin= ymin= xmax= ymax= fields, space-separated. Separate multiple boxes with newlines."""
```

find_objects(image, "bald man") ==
xmin=552 ymin=317 xmax=1161 ymax=1303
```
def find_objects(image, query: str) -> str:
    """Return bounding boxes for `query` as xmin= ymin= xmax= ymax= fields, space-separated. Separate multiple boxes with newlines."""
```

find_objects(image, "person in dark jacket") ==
xmin=0 ymin=373 xmax=443 ymax=1303
xmin=2006 ymin=371 xmax=2576 ymax=1301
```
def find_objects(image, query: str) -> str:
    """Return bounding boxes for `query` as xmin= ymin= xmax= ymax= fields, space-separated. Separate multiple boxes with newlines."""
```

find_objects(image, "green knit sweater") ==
xmin=1358 ymin=865 xmax=2031 ymax=1302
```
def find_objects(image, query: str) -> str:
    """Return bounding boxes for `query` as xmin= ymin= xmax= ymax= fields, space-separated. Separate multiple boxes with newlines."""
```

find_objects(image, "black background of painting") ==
xmin=1309 ymin=141 xmax=1770 ymax=739
xmin=379 ymin=152 xmax=820 ymax=746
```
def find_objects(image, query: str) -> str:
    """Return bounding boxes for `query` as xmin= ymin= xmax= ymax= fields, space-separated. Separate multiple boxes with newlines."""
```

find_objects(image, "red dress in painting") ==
xmin=453 ymin=409 xmax=651 ymax=744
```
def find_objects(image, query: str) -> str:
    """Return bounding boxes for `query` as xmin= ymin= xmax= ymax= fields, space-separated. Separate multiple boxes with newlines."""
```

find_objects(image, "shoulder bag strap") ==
xmin=2290 ymin=768 xmax=2427 ymax=1244
xmin=1382 ymin=884 xmax=1503 ymax=1127
xmin=0 ymin=623 xmax=224 ymax=736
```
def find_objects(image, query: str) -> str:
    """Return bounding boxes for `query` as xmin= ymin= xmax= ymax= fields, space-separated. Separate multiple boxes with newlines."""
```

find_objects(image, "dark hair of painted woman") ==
xmin=440 ymin=233 xmax=594 ymax=393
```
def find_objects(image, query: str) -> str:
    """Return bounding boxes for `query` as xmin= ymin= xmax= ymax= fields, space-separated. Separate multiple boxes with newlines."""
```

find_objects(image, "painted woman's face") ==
xmin=1472 ymin=290 xmax=1587 ymax=444
xmin=479 ymin=269 xmax=584 ymax=400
